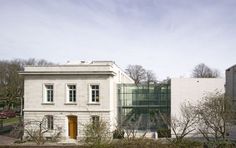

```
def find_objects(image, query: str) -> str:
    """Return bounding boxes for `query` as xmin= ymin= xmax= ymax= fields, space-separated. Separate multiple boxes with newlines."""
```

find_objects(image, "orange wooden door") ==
xmin=68 ymin=116 xmax=77 ymax=139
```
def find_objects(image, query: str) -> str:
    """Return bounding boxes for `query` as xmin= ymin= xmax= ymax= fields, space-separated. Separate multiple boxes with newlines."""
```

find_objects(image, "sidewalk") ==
xmin=0 ymin=135 xmax=17 ymax=145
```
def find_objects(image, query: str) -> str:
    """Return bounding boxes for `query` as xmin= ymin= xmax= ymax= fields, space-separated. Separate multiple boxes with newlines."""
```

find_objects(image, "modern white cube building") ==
xmin=171 ymin=78 xmax=225 ymax=119
xmin=171 ymin=78 xmax=225 ymax=137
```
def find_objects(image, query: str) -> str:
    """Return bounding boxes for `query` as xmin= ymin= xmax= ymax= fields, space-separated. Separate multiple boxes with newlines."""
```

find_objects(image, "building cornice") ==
xmin=24 ymin=109 xmax=111 ymax=112
xmin=19 ymin=71 xmax=116 ymax=76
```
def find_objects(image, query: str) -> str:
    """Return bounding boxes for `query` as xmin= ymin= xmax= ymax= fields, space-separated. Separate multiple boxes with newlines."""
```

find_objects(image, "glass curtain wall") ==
xmin=118 ymin=83 xmax=170 ymax=136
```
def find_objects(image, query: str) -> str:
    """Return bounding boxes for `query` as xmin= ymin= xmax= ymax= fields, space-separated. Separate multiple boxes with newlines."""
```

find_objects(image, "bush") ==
xmin=113 ymin=129 xmax=124 ymax=139
xmin=83 ymin=118 xmax=111 ymax=147
xmin=108 ymin=138 xmax=236 ymax=148
xmin=204 ymin=140 xmax=236 ymax=148
xmin=24 ymin=117 xmax=62 ymax=145
xmin=111 ymin=138 xmax=170 ymax=148
xmin=157 ymin=128 xmax=171 ymax=138
xmin=171 ymin=139 xmax=202 ymax=148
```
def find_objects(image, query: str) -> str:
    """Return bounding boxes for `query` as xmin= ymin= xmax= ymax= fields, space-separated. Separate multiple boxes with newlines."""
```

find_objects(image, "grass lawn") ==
xmin=1 ymin=116 xmax=20 ymax=126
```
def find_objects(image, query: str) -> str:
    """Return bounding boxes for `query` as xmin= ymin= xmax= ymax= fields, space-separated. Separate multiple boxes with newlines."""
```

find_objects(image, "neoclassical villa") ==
xmin=21 ymin=61 xmax=134 ymax=140
xmin=21 ymin=61 xmax=225 ymax=141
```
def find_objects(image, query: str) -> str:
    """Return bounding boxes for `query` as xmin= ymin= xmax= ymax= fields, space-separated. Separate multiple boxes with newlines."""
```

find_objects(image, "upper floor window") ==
xmin=45 ymin=115 xmax=54 ymax=130
xmin=90 ymin=85 xmax=99 ymax=103
xmin=67 ymin=85 xmax=76 ymax=102
xmin=44 ymin=85 xmax=53 ymax=103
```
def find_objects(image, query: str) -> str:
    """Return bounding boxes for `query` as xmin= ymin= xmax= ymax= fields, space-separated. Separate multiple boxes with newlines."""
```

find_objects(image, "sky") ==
xmin=0 ymin=0 xmax=236 ymax=80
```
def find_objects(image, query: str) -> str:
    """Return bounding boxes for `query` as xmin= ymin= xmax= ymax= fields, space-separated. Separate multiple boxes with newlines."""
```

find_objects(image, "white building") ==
xmin=21 ymin=61 xmax=134 ymax=141
xmin=118 ymin=78 xmax=225 ymax=138
xmin=171 ymin=78 xmax=225 ymax=137
xmin=21 ymin=61 xmax=226 ymax=140
xmin=171 ymin=78 xmax=225 ymax=119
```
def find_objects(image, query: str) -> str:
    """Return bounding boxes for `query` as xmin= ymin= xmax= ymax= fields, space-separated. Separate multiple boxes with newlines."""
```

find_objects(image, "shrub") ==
xmin=205 ymin=140 xmax=236 ymax=148
xmin=83 ymin=118 xmax=111 ymax=147
xmin=111 ymin=138 xmax=180 ymax=148
xmin=113 ymin=129 xmax=125 ymax=139
xmin=24 ymin=117 xmax=62 ymax=145
xmin=157 ymin=128 xmax=171 ymax=138
xmin=171 ymin=139 xmax=202 ymax=148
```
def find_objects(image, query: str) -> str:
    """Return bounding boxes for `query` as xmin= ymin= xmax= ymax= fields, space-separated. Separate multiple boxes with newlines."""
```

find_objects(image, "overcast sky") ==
xmin=0 ymin=0 xmax=236 ymax=80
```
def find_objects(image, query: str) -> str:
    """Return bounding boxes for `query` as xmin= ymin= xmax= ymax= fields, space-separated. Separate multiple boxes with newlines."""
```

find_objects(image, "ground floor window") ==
xmin=45 ymin=115 xmax=54 ymax=130
xmin=91 ymin=115 xmax=100 ymax=128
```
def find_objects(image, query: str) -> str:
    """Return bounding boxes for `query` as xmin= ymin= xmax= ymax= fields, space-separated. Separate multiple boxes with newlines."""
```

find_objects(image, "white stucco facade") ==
xmin=21 ymin=61 xmax=134 ymax=140
xmin=170 ymin=78 xmax=225 ymax=137
xmin=171 ymin=78 xmax=225 ymax=118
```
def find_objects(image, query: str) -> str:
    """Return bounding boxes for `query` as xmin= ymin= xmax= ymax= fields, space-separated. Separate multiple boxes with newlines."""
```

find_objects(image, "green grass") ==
xmin=1 ymin=116 xmax=20 ymax=126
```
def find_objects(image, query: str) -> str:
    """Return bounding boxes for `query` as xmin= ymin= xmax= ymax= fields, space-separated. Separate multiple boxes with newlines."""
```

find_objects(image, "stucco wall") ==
xmin=24 ymin=75 xmax=112 ymax=112
xmin=170 ymin=78 xmax=225 ymax=137
xmin=22 ymin=62 xmax=134 ymax=140
xmin=24 ymin=111 xmax=111 ymax=140
xmin=171 ymin=78 xmax=225 ymax=118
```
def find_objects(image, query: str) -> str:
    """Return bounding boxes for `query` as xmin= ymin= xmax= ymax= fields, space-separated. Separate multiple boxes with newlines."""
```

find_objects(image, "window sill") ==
xmin=41 ymin=103 xmax=54 ymax=105
xmin=64 ymin=103 xmax=77 ymax=105
xmin=87 ymin=102 xmax=100 ymax=105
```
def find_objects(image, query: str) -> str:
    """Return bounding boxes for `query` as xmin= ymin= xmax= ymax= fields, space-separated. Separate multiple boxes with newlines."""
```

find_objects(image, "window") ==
xmin=90 ymin=85 xmax=99 ymax=103
xmin=46 ymin=115 xmax=53 ymax=130
xmin=91 ymin=115 xmax=100 ymax=128
xmin=45 ymin=85 xmax=53 ymax=103
xmin=67 ymin=85 xmax=76 ymax=102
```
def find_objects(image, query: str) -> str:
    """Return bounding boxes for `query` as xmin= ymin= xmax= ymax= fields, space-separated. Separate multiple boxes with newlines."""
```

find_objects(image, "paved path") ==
xmin=0 ymin=135 xmax=17 ymax=145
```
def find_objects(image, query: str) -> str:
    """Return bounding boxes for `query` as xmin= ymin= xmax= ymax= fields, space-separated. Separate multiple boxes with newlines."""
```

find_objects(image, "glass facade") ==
xmin=118 ymin=83 xmax=170 ymax=134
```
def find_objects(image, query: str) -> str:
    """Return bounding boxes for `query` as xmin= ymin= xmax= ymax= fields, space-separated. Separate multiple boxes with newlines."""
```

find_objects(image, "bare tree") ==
xmin=195 ymin=91 xmax=232 ymax=141
xmin=0 ymin=60 xmax=23 ymax=109
xmin=24 ymin=117 xmax=62 ymax=145
xmin=125 ymin=65 xmax=147 ymax=84
xmin=123 ymin=115 xmax=147 ymax=139
xmin=192 ymin=63 xmax=220 ymax=78
xmin=0 ymin=58 xmax=55 ymax=110
xmin=146 ymin=70 xmax=157 ymax=84
xmin=24 ymin=58 xmax=55 ymax=66
xmin=161 ymin=102 xmax=198 ymax=143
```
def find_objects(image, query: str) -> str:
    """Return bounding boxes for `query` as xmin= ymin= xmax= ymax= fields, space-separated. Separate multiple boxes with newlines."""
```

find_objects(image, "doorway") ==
xmin=68 ymin=116 xmax=77 ymax=139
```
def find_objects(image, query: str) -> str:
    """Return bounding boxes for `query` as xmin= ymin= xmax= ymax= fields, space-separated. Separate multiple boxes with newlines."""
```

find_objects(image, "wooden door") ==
xmin=68 ymin=116 xmax=77 ymax=139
